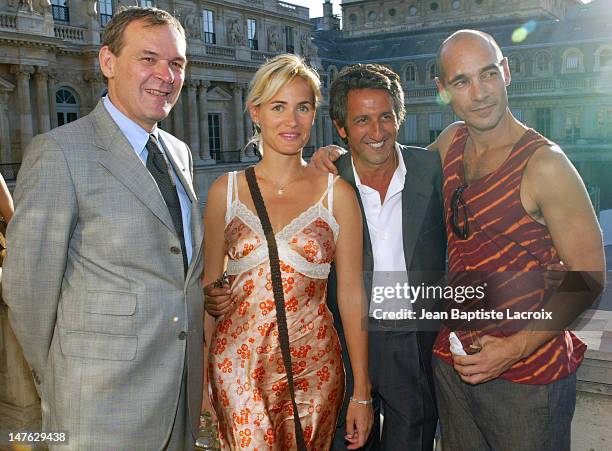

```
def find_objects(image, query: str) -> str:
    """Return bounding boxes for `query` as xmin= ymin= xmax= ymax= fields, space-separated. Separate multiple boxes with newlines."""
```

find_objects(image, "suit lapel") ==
xmin=336 ymin=153 xmax=374 ymax=272
xmin=158 ymin=134 xmax=197 ymax=203
xmin=401 ymin=147 xmax=433 ymax=271
xmin=91 ymin=101 xmax=176 ymax=234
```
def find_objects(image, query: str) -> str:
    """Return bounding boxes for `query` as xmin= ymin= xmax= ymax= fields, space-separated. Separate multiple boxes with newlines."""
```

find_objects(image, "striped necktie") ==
xmin=145 ymin=135 xmax=188 ymax=275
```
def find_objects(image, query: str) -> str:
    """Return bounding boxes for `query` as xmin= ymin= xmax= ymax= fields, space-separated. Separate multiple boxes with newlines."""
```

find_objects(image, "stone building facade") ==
xmin=0 ymin=0 xmax=319 ymax=196
xmin=314 ymin=0 xmax=612 ymax=211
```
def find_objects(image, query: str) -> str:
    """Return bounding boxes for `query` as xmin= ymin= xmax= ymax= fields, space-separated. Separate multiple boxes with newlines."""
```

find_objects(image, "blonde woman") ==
xmin=203 ymin=54 xmax=373 ymax=449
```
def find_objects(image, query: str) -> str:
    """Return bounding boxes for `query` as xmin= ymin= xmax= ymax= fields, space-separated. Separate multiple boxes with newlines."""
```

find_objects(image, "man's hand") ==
xmin=204 ymin=283 xmax=234 ymax=317
xmin=452 ymin=334 xmax=525 ymax=384
xmin=344 ymin=401 xmax=374 ymax=449
xmin=309 ymin=145 xmax=346 ymax=174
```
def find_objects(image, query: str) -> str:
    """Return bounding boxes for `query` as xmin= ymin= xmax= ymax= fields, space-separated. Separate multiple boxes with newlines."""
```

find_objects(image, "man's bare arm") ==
xmin=454 ymin=144 xmax=605 ymax=384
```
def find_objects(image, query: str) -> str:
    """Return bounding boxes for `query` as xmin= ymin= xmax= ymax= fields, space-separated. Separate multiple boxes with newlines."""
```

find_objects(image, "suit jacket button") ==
xmin=170 ymin=246 xmax=181 ymax=254
xmin=178 ymin=331 xmax=187 ymax=340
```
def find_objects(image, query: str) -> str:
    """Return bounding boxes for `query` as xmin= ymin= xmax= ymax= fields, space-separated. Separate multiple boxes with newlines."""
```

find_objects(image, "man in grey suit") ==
xmin=2 ymin=7 xmax=203 ymax=450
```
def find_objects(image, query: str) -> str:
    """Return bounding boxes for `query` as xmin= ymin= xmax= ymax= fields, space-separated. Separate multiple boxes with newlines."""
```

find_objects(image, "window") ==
xmin=208 ymin=113 xmax=221 ymax=160
xmin=566 ymin=55 xmax=579 ymax=70
xmin=430 ymin=2 xmax=439 ymax=11
xmin=536 ymin=108 xmax=551 ymax=137
xmin=56 ymin=88 xmax=78 ymax=126
xmin=508 ymin=56 xmax=521 ymax=74
xmin=565 ymin=109 xmax=581 ymax=143
xmin=599 ymin=49 xmax=612 ymax=68
xmin=51 ymin=0 xmax=69 ymax=22
xmin=428 ymin=62 xmax=439 ymax=81
xmin=409 ymin=6 xmax=418 ymax=16
xmin=349 ymin=14 xmax=357 ymax=25
xmin=328 ymin=66 xmax=338 ymax=84
xmin=247 ymin=18 xmax=258 ymax=50
xmin=99 ymin=0 xmax=112 ymax=27
xmin=404 ymin=114 xmax=418 ymax=143
xmin=535 ymin=52 xmax=551 ymax=74
xmin=562 ymin=49 xmax=583 ymax=73
xmin=321 ymin=73 xmax=329 ymax=90
xmin=597 ymin=106 xmax=612 ymax=139
xmin=403 ymin=63 xmax=417 ymax=83
xmin=429 ymin=112 xmax=443 ymax=142
xmin=285 ymin=26 xmax=294 ymax=53
xmin=202 ymin=9 xmax=216 ymax=45
xmin=139 ymin=0 xmax=154 ymax=6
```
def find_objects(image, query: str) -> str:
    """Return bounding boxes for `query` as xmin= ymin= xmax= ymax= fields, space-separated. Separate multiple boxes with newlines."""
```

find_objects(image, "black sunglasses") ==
xmin=450 ymin=185 xmax=469 ymax=240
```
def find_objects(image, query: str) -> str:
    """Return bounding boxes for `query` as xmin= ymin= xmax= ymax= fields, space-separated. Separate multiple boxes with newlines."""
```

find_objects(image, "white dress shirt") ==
xmin=351 ymin=145 xmax=410 ymax=317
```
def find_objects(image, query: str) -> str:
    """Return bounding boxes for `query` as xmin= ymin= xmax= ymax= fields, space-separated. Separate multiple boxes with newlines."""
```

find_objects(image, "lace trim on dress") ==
xmin=225 ymin=172 xmax=340 ymax=279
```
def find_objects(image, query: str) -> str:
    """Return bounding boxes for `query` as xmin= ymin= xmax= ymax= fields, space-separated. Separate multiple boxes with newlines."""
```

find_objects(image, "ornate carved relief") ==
xmin=227 ymin=18 xmax=245 ymax=46
xmin=267 ymin=26 xmax=282 ymax=52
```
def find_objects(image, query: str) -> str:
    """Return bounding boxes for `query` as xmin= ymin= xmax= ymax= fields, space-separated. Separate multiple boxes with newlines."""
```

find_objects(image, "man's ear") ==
xmin=435 ymin=77 xmax=445 ymax=95
xmin=435 ymin=77 xmax=452 ymax=105
xmin=333 ymin=119 xmax=347 ymax=140
xmin=99 ymin=46 xmax=116 ymax=79
xmin=500 ymin=57 xmax=512 ymax=86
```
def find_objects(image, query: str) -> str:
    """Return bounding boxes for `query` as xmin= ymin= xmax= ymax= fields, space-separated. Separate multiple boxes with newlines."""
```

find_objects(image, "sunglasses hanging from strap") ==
xmin=245 ymin=166 xmax=308 ymax=451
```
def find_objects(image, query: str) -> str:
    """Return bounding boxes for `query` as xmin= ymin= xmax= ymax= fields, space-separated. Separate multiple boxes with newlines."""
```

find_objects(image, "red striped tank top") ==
xmin=433 ymin=125 xmax=586 ymax=384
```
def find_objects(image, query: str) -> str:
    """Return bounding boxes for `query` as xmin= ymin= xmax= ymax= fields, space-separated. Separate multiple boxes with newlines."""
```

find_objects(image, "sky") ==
xmin=289 ymin=0 xmax=341 ymax=18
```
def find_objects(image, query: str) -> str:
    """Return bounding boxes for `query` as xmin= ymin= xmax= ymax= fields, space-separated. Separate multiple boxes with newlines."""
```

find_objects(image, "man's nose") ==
xmin=369 ymin=120 xmax=385 ymax=140
xmin=155 ymin=61 xmax=175 ymax=84
xmin=470 ymin=79 xmax=487 ymax=101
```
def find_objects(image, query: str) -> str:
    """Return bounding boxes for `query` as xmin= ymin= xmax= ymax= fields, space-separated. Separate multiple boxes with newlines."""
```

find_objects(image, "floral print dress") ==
xmin=209 ymin=171 xmax=344 ymax=450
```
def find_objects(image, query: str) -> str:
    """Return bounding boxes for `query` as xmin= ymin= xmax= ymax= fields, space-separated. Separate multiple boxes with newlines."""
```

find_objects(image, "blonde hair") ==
xmin=246 ymin=54 xmax=321 ymax=154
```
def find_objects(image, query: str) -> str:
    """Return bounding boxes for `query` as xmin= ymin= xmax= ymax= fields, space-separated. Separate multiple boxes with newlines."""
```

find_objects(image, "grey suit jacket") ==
xmin=2 ymin=100 xmax=204 ymax=450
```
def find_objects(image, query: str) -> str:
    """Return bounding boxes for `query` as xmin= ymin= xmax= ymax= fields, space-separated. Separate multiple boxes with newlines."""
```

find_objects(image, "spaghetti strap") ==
xmin=328 ymin=174 xmax=339 ymax=214
xmin=225 ymin=171 xmax=237 ymax=225
xmin=316 ymin=173 xmax=339 ymax=213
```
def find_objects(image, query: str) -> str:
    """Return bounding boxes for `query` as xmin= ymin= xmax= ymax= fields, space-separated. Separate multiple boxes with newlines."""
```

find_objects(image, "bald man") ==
xmin=429 ymin=30 xmax=605 ymax=450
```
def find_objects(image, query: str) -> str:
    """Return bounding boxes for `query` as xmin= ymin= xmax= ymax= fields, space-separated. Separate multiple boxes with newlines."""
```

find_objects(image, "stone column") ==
xmin=84 ymin=70 xmax=104 ymax=110
xmin=0 ymin=92 xmax=13 ymax=163
xmin=197 ymin=80 xmax=214 ymax=164
xmin=325 ymin=112 xmax=333 ymax=145
xmin=172 ymin=88 xmax=185 ymax=140
xmin=163 ymin=109 xmax=174 ymax=135
xmin=243 ymin=108 xmax=258 ymax=160
xmin=11 ymin=65 xmax=34 ymax=157
xmin=186 ymin=79 xmax=200 ymax=159
xmin=232 ymin=83 xmax=245 ymax=160
xmin=47 ymin=70 xmax=57 ymax=129
xmin=34 ymin=68 xmax=50 ymax=134
xmin=316 ymin=111 xmax=324 ymax=148
xmin=309 ymin=114 xmax=317 ymax=148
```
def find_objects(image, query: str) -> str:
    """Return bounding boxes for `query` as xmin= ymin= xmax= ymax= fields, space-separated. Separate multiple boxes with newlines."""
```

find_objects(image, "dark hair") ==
xmin=101 ymin=6 xmax=185 ymax=56
xmin=328 ymin=63 xmax=405 ymax=131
